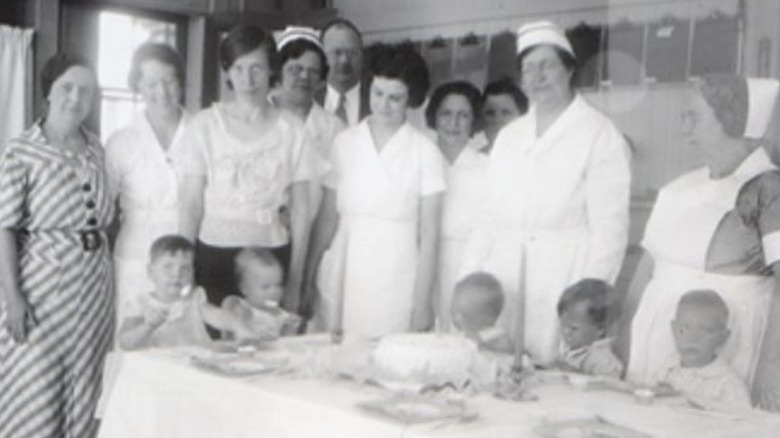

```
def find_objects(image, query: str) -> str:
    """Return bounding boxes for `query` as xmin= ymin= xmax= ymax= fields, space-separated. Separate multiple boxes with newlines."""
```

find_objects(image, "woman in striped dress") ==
xmin=0 ymin=53 xmax=114 ymax=438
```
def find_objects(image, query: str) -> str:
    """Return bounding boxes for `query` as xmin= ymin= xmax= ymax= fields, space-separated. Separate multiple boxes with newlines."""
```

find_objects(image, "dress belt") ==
xmin=20 ymin=228 xmax=104 ymax=252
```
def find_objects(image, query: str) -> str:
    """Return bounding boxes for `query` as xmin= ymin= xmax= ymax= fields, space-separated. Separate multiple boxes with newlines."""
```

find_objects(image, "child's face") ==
xmin=147 ymin=251 xmax=194 ymax=301
xmin=672 ymin=305 xmax=729 ymax=368
xmin=559 ymin=301 xmax=605 ymax=350
xmin=239 ymin=263 xmax=284 ymax=308
xmin=451 ymin=285 xmax=499 ymax=333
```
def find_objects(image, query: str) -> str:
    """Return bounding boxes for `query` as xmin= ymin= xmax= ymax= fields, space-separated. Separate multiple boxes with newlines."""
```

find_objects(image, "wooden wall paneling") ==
xmin=72 ymin=0 xmax=210 ymax=15
xmin=645 ymin=17 xmax=690 ymax=83
xmin=690 ymin=14 xmax=739 ymax=76
xmin=60 ymin=1 xmax=101 ymax=132
xmin=453 ymin=34 xmax=487 ymax=89
xmin=421 ymin=38 xmax=454 ymax=91
xmin=486 ymin=31 xmax=516 ymax=85
xmin=566 ymin=22 xmax=603 ymax=89
xmin=602 ymin=21 xmax=644 ymax=86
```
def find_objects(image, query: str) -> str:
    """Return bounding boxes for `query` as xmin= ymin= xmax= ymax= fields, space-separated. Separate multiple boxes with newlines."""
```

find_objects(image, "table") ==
xmin=98 ymin=338 xmax=780 ymax=438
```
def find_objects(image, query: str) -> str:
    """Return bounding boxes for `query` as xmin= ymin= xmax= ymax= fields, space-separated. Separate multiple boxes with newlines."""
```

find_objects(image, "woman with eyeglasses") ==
xmin=176 ymin=25 xmax=313 ymax=321
xmin=460 ymin=21 xmax=631 ymax=364
xmin=270 ymin=27 xmax=345 ymax=235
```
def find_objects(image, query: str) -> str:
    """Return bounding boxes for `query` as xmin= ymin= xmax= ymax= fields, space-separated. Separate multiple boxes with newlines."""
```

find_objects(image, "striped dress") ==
xmin=0 ymin=123 xmax=115 ymax=438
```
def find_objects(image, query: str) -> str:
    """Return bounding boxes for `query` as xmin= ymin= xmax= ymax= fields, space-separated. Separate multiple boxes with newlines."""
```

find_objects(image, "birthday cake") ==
xmin=372 ymin=333 xmax=479 ymax=385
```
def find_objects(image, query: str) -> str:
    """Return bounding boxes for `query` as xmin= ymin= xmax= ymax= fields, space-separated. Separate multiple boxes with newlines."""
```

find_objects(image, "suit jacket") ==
xmin=314 ymin=80 xmax=371 ymax=125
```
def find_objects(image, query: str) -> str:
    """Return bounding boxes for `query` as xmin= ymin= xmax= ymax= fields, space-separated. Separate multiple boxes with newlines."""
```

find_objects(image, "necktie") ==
xmin=335 ymin=93 xmax=348 ymax=125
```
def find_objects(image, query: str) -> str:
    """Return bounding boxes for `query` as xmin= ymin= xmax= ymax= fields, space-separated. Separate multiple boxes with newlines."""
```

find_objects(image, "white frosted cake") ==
xmin=372 ymin=333 xmax=478 ymax=384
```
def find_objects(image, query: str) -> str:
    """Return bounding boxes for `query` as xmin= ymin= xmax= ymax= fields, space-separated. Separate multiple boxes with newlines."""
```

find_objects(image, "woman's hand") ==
xmin=4 ymin=292 xmax=36 ymax=343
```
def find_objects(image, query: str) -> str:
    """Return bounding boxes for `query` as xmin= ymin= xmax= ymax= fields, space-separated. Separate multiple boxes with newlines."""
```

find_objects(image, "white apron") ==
xmin=628 ymin=150 xmax=776 ymax=386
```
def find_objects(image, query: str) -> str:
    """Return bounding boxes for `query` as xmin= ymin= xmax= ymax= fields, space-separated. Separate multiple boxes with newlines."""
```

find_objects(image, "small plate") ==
xmin=357 ymin=395 xmax=477 ymax=424
xmin=534 ymin=417 xmax=651 ymax=438
xmin=190 ymin=353 xmax=288 ymax=377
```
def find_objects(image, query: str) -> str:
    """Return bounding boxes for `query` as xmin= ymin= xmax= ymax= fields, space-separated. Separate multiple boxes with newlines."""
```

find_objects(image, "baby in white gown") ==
xmin=222 ymin=247 xmax=301 ymax=340
xmin=653 ymin=290 xmax=750 ymax=408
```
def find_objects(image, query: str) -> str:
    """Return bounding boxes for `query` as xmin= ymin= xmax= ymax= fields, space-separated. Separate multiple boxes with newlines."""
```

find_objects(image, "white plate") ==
xmin=190 ymin=353 xmax=288 ymax=377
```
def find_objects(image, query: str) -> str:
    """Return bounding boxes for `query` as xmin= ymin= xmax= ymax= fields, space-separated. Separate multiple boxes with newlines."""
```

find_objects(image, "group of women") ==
xmin=2 ymin=17 xmax=780 ymax=438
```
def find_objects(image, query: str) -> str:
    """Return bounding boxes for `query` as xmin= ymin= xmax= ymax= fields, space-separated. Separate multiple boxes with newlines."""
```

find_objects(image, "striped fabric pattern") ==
xmin=0 ymin=123 xmax=115 ymax=438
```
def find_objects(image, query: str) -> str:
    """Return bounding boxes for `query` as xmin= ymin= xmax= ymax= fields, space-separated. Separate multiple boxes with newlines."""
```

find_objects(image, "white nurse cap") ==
xmin=516 ymin=20 xmax=574 ymax=58
xmin=744 ymin=77 xmax=780 ymax=139
xmin=276 ymin=26 xmax=322 ymax=51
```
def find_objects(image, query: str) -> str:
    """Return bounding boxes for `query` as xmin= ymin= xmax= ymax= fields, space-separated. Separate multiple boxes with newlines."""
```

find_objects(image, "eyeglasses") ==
xmin=285 ymin=64 xmax=322 ymax=78
xmin=521 ymin=59 xmax=564 ymax=78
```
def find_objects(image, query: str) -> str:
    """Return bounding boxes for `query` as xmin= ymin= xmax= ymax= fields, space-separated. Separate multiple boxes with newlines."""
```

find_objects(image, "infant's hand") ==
xmin=143 ymin=305 xmax=168 ymax=329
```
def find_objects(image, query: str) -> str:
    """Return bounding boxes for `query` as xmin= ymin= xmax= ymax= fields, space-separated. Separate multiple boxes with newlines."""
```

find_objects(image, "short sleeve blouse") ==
xmin=173 ymin=104 xmax=314 ymax=247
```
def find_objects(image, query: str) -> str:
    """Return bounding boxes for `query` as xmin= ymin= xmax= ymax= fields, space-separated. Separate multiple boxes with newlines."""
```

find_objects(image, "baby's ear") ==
xmin=720 ymin=328 xmax=732 ymax=345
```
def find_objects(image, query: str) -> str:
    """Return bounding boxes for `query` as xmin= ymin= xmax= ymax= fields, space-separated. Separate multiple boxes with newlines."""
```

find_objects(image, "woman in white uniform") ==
xmin=177 ymin=25 xmax=312 ymax=318
xmin=622 ymin=74 xmax=780 ymax=410
xmin=460 ymin=21 xmax=631 ymax=364
xmin=424 ymin=81 xmax=487 ymax=330
xmin=105 ymin=43 xmax=190 ymax=320
xmin=302 ymin=44 xmax=446 ymax=338
xmin=270 ymin=26 xmax=345 ymax=226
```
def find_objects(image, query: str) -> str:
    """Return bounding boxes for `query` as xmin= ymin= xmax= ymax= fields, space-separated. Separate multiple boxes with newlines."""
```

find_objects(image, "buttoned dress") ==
xmin=0 ymin=123 xmax=115 ymax=438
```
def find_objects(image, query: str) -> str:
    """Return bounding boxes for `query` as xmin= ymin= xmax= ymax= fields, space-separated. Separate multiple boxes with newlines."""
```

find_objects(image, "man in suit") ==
xmin=316 ymin=18 xmax=369 ymax=126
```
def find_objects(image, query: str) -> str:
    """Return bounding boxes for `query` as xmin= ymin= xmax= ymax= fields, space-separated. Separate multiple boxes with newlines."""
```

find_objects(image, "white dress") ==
xmin=105 ymin=112 xmax=190 ymax=318
xmin=317 ymin=121 xmax=447 ymax=338
xmin=437 ymin=146 xmax=487 ymax=330
xmin=460 ymin=95 xmax=631 ymax=364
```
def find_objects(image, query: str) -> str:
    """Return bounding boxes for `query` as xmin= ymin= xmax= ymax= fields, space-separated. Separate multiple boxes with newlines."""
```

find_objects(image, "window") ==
xmin=97 ymin=11 xmax=180 ymax=141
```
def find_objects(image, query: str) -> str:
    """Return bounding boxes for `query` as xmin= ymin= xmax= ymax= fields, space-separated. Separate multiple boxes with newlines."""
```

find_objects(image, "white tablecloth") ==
xmin=98 ymin=340 xmax=780 ymax=438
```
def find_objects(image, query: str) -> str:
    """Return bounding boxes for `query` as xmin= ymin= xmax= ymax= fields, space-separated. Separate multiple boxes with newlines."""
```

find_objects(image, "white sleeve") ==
xmin=584 ymin=121 xmax=631 ymax=282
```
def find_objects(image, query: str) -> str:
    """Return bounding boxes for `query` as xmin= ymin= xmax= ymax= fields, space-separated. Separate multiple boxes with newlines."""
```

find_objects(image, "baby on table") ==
xmin=653 ymin=289 xmax=750 ymax=408
xmin=451 ymin=272 xmax=513 ymax=354
xmin=556 ymin=279 xmax=624 ymax=378
xmin=222 ymin=247 xmax=301 ymax=340
xmin=117 ymin=235 xmax=254 ymax=350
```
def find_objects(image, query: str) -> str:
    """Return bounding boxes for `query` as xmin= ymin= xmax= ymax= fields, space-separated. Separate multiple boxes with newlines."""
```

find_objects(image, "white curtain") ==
xmin=0 ymin=25 xmax=34 ymax=147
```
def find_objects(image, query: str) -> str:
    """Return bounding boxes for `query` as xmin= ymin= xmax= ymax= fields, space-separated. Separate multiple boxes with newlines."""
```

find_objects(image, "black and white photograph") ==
xmin=1 ymin=0 xmax=780 ymax=436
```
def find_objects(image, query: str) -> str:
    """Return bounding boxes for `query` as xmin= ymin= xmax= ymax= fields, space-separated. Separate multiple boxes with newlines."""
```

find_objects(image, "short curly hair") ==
xmin=482 ymin=77 xmax=528 ymax=115
xmin=149 ymin=235 xmax=194 ymax=262
xmin=367 ymin=43 xmax=430 ymax=108
xmin=40 ymin=52 xmax=95 ymax=99
xmin=278 ymin=38 xmax=328 ymax=82
xmin=557 ymin=278 xmax=619 ymax=328
xmin=127 ymin=42 xmax=185 ymax=93
xmin=220 ymin=25 xmax=279 ymax=87
xmin=425 ymin=81 xmax=482 ymax=133
xmin=697 ymin=73 xmax=749 ymax=139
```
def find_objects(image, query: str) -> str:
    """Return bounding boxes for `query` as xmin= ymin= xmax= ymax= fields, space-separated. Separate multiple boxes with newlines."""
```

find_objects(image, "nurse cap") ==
xmin=744 ymin=77 xmax=780 ymax=139
xmin=516 ymin=20 xmax=575 ymax=58
xmin=276 ymin=26 xmax=322 ymax=51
